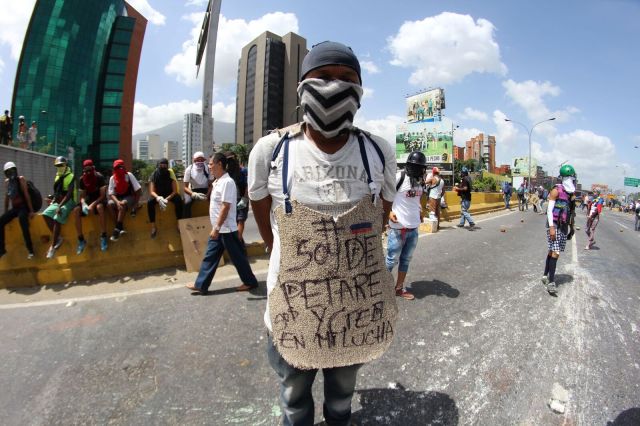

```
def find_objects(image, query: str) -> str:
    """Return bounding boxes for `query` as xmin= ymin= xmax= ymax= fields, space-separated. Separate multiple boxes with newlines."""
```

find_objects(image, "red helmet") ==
xmin=432 ymin=166 xmax=440 ymax=175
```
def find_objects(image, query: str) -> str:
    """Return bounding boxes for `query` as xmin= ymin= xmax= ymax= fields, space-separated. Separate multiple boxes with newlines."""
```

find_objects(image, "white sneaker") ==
xmin=53 ymin=237 xmax=64 ymax=250
xmin=46 ymin=246 xmax=56 ymax=259
xmin=541 ymin=276 xmax=549 ymax=286
xmin=27 ymin=252 xmax=35 ymax=260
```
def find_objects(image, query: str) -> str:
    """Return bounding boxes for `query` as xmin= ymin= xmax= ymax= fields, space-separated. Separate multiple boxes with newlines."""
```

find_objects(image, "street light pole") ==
xmin=504 ymin=117 xmax=556 ymax=188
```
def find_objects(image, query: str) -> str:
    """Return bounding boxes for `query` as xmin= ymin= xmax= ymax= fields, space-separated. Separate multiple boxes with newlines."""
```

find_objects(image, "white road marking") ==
xmin=615 ymin=221 xmax=629 ymax=230
xmin=0 ymin=268 xmax=271 ymax=310
xmin=572 ymin=232 xmax=578 ymax=264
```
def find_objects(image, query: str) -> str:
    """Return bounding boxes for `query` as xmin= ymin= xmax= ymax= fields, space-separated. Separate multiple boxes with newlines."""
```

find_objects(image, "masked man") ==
xmin=248 ymin=41 xmax=397 ymax=425
xmin=541 ymin=164 xmax=577 ymax=295
xmin=107 ymin=159 xmax=142 ymax=241
xmin=73 ymin=159 xmax=109 ymax=253
xmin=585 ymin=193 xmax=604 ymax=250
xmin=183 ymin=151 xmax=211 ymax=218
xmin=386 ymin=151 xmax=428 ymax=301
xmin=147 ymin=158 xmax=183 ymax=238
xmin=42 ymin=156 xmax=76 ymax=258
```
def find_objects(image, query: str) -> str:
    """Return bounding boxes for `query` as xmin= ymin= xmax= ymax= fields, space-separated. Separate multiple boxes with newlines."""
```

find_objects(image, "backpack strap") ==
xmin=354 ymin=127 xmax=385 ymax=173
xmin=356 ymin=133 xmax=378 ymax=201
xmin=396 ymin=171 xmax=406 ymax=191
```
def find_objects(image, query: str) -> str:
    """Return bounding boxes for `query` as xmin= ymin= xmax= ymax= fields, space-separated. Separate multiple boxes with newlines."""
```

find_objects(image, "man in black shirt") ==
xmin=147 ymin=158 xmax=183 ymax=238
xmin=454 ymin=166 xmax=476 ymax=228
xmin=73 ymin=159 xmax=108 ymax=254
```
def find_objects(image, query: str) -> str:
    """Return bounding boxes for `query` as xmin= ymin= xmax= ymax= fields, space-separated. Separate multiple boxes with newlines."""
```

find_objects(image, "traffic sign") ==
xmin=624 ymin=177 xmax=640 ymax=187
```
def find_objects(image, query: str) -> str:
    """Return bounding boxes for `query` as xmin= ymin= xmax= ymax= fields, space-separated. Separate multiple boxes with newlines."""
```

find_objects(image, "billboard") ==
xmin=396 ymin=119 xmax=454 ymax=164
xmin=511 ymin=157 xmax=537 ymax=178
xmin=591 ymin=183 xmax=609 ymax=193
xmin=406 ymin=88 xmax=445 ymax=123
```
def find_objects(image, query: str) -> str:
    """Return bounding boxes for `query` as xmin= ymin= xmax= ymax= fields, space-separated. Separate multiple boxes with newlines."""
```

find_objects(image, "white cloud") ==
xmin=127 ymin=0 xmax=166 ymax=25
xmin=185 ymin=0 xmax=209 ymax=6
xmin=532 ymin=129 xmax=616 ymax=187
xmin=459 ymin=107 xmax=488 ymax=122
xmin=354 ymin=115 xmax=403 ymax=147
xmin=502 ymin=79 xmax=579 ymax=127
xmin=133 ymin=99 xmax=235 ymax=134
xmin=360 ymin=60 xmax=380 ymax=75
xmin=0 ymin=0 xmax=35 ymax=60
xmin=0 ymin=57 xmax=4 ymax=74
xmin=165 ymin=12 xmax=299 ymax=88
xmin=387 ymin=12 xmax=507 ymax=87
xmin=453 ymin=126 xmax=484 ymax=148
xmin=362 ymin=87 xmax=374 ymax=100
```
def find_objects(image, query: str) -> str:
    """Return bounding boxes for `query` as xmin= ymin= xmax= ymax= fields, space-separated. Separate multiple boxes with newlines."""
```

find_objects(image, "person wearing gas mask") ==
xmin=1 ymin=162 xmax=35 ymax=259
xmin=107 ymin=159 xmax=142 ymax=241
xmin=541 ymin=164 xmax=577 ymax=295
xmin=182 ymin=151 xmax=211 ymax=218
xmin=248 ymin=41 xmax=397 ymax=426
xmin=72 ymin=159 xmax=109 ymax=254
xmin=147 ymin=158 xmax=183 ymax=238
xmin=42 ymin=156 xmax=76 ymax=259
xmin=386 ymin=151 xmax=428 ymax=301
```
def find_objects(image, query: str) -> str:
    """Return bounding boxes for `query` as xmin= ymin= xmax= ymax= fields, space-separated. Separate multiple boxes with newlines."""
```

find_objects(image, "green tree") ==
xmin=172 ymin=162 xmax=185 ymax=179
xmin=140 ymin=164 xmax=156 ymax=183
xmin=131 ymin=159 xmax=148 ymax=181
xmin=231 ymin=143 xmax=251 ymax=165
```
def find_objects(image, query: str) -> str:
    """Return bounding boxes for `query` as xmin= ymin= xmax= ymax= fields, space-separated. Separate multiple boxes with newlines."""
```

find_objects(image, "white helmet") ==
xmin=193 ymin=151 xmax=205 ymax=161
xmin=3 ymin=161 xmax=17 ymax=171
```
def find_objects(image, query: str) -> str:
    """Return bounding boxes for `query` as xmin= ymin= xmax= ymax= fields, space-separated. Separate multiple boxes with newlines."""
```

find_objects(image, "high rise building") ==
xmin=145 ymin=134 xmax=162 ymax=160
xmin=464 ymin=133 xmax=496 ymax=173
xmin=182 ymin=113 xmax=202 ymax=164
xmin=235 ymin=31 xmax=307 ymax=146
xmin=164 ymin=140 xmax=180 ymax=161
xmin=11 ymin=0 xmax=147 ymax=171
xmin=453 ymin=146 xmax=465 ymax=161
xmin=135 ymin=139 xmax=149 ymax=161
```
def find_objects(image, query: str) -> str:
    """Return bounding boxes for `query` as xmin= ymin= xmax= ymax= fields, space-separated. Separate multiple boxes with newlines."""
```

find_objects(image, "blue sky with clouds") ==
xmin=1 ymin=0 xmax=639 ymax=191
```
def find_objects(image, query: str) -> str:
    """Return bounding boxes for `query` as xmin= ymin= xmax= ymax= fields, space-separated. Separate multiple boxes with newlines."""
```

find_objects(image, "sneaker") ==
xmin=119 ymin=229 xmax=127 ymax=236
xmin=100 ymin=236 xmax=108 ymax=252
xmin=46 ymin=246 xmax=56 ymax=259
xmin=76 ymin=240 xmax=87 ymax=255
xmin=131 ymin=207 xmax=137 ymax=218
xmin=110 ymin=229 xmax=120 ymax=242
xmin=541 ymin=275 xmax=549 ymax=286
xmin=584 ymin=245 xmax=590 ymax=250
xmin=395 ymin=288 xmax=415 ymax=300
xmin=547 ymin=281 xmax=557 ymax=295
xmin=27 ymin=252 xmax=35 ymax=260
xmin=469 ymin=223 xmax=476 ymax=228
xmin=0 ymin=249 xmax=6 ymax=259
xmin=456 ymin=224 xmax=465 ymax=228
xmin=53 ymin=237 xmax=64 ymax=250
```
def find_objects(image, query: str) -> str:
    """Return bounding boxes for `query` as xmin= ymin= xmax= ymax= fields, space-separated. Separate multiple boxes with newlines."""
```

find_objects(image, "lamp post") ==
xmin=504 ymin=117 xmax=556 ymax=188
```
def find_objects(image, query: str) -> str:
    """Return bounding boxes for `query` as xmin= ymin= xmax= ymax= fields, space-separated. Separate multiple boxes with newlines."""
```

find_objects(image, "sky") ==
xmin=1 ymin=0 xmax=639 ymax=192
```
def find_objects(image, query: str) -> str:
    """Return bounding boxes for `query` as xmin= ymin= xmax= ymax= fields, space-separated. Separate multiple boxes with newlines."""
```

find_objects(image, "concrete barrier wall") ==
xmin=1 ymin=190 xmax=512 ymax=288
xmin=0 ymin=145 xmax=57 ymax=211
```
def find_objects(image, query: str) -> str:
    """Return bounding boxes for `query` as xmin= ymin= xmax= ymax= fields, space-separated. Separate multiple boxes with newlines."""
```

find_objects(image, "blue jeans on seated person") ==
xmin=385 ymin=227 xmax=419 ymax=273
xmin=194 ymin=231 xmax=257 ymax=292
xmin=267 ymin=335 xmax=362 ymax=426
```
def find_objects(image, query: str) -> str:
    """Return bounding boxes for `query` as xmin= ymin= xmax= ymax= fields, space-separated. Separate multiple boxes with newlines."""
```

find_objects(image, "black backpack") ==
xmin=20 ymin=179 xmax=43 ymax=212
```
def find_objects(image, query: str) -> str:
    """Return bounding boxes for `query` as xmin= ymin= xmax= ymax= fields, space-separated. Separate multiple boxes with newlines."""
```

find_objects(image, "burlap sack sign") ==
xmin=270 ymin=197 xmax=398 ymax=369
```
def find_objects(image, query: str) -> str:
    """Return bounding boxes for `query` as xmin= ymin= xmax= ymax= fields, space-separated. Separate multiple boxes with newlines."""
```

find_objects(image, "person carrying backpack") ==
xmin=107 ymin=159 xmax=142 ymax=241
xmin=1 ymin=162 xmax=35 ymax=259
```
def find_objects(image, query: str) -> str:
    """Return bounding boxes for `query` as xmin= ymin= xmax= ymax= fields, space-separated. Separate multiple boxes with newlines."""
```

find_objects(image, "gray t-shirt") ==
xmin=248 ymin=128 xmax=397 ymax=329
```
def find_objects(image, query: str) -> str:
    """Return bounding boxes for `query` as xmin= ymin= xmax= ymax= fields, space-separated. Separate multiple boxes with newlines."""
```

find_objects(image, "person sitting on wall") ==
xmin=107 ymin=159 xmax=142 ymax=242
xmin=72 ymin=159 xmax=109 ymax=254
xmin=42 ymin=156 xmax=76 ymax=259
xmin=147 ymin=158 xmax=183 ymax=238
xmin=182 ymin=151 xmax=211 ymax=218
xmin=0 ymin=161 xmax=35 ymax=259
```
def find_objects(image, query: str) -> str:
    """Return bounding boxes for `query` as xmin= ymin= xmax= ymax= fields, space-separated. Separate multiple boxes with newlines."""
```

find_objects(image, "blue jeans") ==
xmin=504 ymin=192 xmax=511 ymax=209
xmin=459 ymin=199 xmax=475 ymax=226
xmin=267 ymin=335 xmax=361 ymax=426
xmin=194 ymin=231 xmax=257 ymax=292
xmin=385 ymin=228 xmax=419 ymax=273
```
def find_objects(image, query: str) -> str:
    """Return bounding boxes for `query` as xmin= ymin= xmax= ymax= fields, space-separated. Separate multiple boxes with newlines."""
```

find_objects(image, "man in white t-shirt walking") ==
xmin=185 ymin=153 xmax=257 ymax=295
xmin=425 ymin=166 xmax=444 ymax=228
xmin=386 ymin=151 xmax=427 ymax=300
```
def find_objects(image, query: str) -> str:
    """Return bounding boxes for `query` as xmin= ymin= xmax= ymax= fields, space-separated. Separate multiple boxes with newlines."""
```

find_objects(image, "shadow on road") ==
xmin=607 ymin=407 xmax=640 ymax=425
xmin=349 ymin=383 xmax=459 ymax=425
xmin=554 ymin=273 xmax=574 ymax=288
xmin=409 ymin=280 xmax=460 ymax=300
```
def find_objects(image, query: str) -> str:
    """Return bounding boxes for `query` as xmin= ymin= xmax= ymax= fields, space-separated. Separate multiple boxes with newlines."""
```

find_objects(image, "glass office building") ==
xmin=11 ymin=0 xmax=147 ymax=171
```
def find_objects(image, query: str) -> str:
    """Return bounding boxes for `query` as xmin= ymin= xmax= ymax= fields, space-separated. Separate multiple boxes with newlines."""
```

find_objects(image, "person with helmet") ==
xmin=107 ymin=159 xmax=142 ymax=241
xmin=42 ymin=156 xmax=76 ymax=259
xmin=248 ymin=41 xmax=397 ymax=426
xmin=386 ymin=151 xmax=428 ymax=300
xmin=424 ymin=165 xmax=445 ymax=227
xmin=453 ymin=166 xmax=476 ymax=228
xmin=72 ymin=159 xmax=109 ymax=254
xmin=182 ymin=151 xmax=212 ymax=218
xmin=1 ymin=161 xmax=35 ymax=259
xmin=541 ymin=164 xmax=578 ymax=294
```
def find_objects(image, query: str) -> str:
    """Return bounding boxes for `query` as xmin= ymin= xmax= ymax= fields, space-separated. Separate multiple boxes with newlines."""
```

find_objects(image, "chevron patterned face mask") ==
xmin=297 ymin=78 xmax=363 ymax=139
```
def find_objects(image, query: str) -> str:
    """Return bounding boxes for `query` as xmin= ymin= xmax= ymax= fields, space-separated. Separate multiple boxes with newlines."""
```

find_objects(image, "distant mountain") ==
xmin=132 ymin=120 xmax=236 ymax=145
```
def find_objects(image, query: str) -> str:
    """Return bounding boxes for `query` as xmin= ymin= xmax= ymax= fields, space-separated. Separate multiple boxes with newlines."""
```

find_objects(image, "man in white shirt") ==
xmin=248 ymin=41 xmax=397 ymax=426
xmin=185 ymin=153 xmax=257 ymax=295
xmin=386 ymin=151 xmax=428 ymax=300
